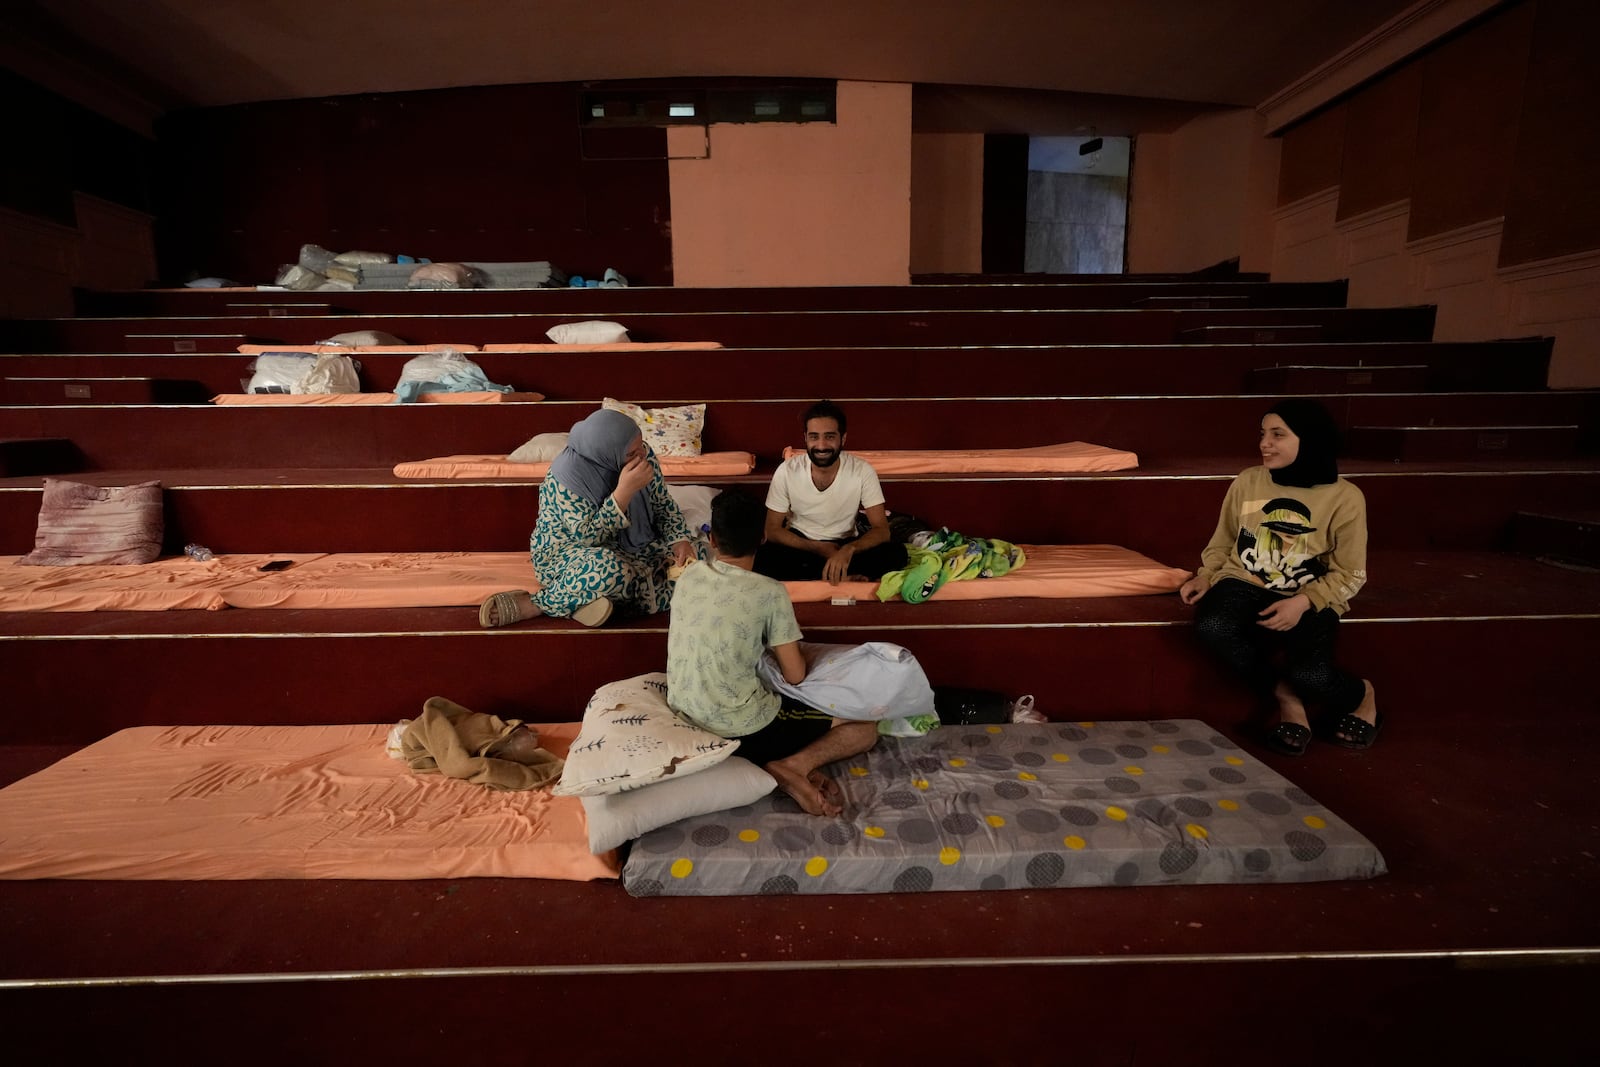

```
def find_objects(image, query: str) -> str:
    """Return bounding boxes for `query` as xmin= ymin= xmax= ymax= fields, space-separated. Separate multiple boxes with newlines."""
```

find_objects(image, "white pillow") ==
xmin=320 ymin=330 xmax=407 ymax=347
xmin=546 ymin=320 xmax=630 ymax=345
xmin=665 ymin=484 xmax=721 ymax=536
xmin=508 ymin=432 xmax=570 ymax=464
xmin=552 ymin=673 xmax=738 ymax=798
xmin=603 ymin=397 xmax=706 ymax=457
xmin=580 ymin=757 xmax=775 ymax=853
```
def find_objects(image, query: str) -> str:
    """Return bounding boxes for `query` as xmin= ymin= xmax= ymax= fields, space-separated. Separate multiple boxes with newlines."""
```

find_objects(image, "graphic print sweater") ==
xmin=1194 ymin=465 xmax=1368 ymax=615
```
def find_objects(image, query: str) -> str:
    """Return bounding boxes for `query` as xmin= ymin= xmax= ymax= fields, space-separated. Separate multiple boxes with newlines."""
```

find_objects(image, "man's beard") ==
xmin=807 ymin=447 xmax=840 ymax=468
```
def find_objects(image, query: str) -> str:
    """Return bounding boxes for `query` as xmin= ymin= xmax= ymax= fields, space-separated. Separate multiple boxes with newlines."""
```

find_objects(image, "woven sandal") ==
xmin=479 ymin=590 xmax=532 ymax=629
xmin=572 ymin=596 xmax=614 ymax=628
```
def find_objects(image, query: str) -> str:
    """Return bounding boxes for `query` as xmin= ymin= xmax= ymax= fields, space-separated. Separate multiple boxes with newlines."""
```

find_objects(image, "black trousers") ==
xmin=1192 ymin=578 xmax=1365 ymax=716
xmin=753 ymin=539 xmax=908 ymax=582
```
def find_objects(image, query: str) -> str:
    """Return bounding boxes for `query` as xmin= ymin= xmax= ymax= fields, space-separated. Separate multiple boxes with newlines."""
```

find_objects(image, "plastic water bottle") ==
xmin=183 ymin=543 xmax=214 ymax=562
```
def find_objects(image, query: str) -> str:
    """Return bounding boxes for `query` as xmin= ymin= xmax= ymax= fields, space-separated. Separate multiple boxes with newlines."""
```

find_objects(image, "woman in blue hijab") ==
xmin=481 ymin=408 xmax=694 ymax=627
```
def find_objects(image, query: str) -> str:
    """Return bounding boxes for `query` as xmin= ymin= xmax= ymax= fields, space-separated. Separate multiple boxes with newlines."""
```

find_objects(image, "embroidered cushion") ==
xmin=552 ymin=673 xmax=738 ymax=798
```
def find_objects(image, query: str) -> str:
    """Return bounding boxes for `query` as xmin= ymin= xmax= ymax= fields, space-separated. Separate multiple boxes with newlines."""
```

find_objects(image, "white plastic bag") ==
xmin=274 ymin=264 xmax=325 ymax=291
xmin=299 ymin=354 xmax=361 ymax=394
xmin=245 ymin=352 xmax=316 ymax=393
xmin=245 ymin=352 xmax=361 ymax=394
xmin=395 ymin=349 xmax=481 ymax=388
xmin=757 ymin=642 xmax=935 ymax=725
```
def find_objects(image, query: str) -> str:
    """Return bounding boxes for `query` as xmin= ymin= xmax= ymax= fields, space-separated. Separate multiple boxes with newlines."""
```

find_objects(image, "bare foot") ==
xmin=1351 ymin=679 xmax=1378 ymax=725
xmin=809 ymin=770 xmax=845 ymax=817
xmin=765 ymin=760 xmax=841 ymax=816
xmin=1334 ymin=679 xmax=1379 ymax=744
xmin=1273 ymin=681 xmax=1309 ymax=729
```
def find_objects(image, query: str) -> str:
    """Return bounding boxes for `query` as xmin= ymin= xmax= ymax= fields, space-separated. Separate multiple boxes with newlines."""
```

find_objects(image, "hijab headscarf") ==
xmin=548 ymin=409 xmax=657 ymax=550
xmin=1265 ymin=399 xmax=1340 ymax=488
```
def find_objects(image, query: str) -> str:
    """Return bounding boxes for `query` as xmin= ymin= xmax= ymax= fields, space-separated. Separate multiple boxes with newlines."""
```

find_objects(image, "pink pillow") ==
xmin=19 ymin=479 xmax=164 ymax=566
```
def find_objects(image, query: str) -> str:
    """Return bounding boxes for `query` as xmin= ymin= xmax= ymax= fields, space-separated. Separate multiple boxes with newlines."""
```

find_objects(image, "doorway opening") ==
xmin=1024 ymin=135 xmax=1130 ymax=273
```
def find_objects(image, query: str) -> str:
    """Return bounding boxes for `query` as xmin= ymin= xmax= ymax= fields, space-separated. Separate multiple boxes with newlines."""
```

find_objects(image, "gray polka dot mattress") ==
xmin=622 ymin=720 xmax=1387 ymax=896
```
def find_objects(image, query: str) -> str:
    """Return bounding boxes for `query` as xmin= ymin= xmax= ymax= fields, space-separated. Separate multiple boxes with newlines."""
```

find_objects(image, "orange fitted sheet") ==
xmin=782 ymin=441 xmax=1138 ymax=474
xmin=480 ymin=342 xmax=724 ymax=352
xmin=782 ymin=544 xmax=1188 ymax=603
xmin=0 ymin=722 xmax=618 ymax=881
xmin=211 ymin=391 xmax=544 ymax=405
xmin=394 ymin=451 xmax=758 ymax=479
xmin=219 ymin=551 xmax=536 ymax=609
xmin=0 ymin=553 xmax=329 ymax=611
xmin=237 ymin=343 xmax=480 ymax=354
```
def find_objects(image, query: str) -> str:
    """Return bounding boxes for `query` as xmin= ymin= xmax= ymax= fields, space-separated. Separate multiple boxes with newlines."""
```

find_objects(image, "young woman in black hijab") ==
xmin=1177 ymin=399 xmax=1380 ymax=755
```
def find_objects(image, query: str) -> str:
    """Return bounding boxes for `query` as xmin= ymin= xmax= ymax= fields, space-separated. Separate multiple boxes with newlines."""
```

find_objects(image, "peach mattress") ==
xmin=783 ymin=544 xmax=1188 ymax=603
xmin=237 ymin=343 xmax=481 ymax=354
xmin=394 ymin=452 xmax=758 ymax=478
xmin=0 ymin=546 xmax=1186 ymax=612
xmin=0 ymin=722 xmax=619 ymax=881
xmin=782 ymin=441 xmax=1138 ymax=474
xmin=212 ymin=392 xmax=545 ymax=405
xmin=479 ymin=342 xmax=724 ymax=352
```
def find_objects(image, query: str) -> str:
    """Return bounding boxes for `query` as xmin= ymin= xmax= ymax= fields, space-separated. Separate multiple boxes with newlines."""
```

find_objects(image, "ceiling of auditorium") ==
xmin=8 ymin=0 xmax=1423 ymax=114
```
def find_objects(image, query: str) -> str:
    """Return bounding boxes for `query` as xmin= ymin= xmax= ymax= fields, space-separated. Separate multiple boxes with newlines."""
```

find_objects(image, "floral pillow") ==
xmin=602 ymin=397 xmax=705 ymax=457
xmin=19 ymin=478 xmax=163 ymax=566
xmin=552 ymin=673 xmax=738 ymax=798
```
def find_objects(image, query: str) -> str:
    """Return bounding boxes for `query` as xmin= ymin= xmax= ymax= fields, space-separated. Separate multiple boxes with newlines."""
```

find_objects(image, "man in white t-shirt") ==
xmin=754 ymin=400 xmax=908 ymax=585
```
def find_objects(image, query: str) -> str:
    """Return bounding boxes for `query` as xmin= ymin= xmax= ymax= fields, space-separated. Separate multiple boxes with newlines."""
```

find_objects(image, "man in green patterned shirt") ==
xmin=667 ymin=491 xmax=877 ymax=816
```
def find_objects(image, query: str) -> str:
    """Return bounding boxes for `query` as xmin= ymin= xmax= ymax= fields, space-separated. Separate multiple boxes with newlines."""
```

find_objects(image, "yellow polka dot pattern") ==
xmin=623 ymin=721 xmax=1375 ymax=896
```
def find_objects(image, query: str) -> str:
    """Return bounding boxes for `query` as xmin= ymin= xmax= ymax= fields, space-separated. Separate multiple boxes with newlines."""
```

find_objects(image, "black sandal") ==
xmin=1263 ymin=720 xmax=1313 ymax=757
xmin=1330 ymin=710 xmax=1384 ymax=750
